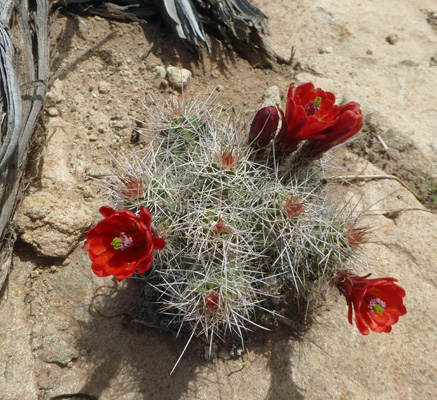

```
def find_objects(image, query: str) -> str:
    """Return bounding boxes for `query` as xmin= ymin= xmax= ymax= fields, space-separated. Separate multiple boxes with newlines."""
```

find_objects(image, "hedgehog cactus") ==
xmin=108 ymin=90 xmax=358 ymax=339
xmin=85 ymin=83 xmax=406 ymax=371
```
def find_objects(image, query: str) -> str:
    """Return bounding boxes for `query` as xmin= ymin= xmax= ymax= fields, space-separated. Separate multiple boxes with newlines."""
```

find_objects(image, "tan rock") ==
xmin=15 ymin=192 xmax=93 ymax=257
xmin=166 ymin=66 xmax=191 ymax=90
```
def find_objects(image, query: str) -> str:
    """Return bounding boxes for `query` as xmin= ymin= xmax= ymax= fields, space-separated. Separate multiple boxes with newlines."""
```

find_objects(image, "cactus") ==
xmin=101 ymin=91 xmax=367 ymax=360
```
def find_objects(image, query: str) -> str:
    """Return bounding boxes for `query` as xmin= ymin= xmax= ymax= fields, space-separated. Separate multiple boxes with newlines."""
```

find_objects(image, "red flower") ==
xmin=275 ymin=82 xmax=363 ymax=156
xmin=249 ymin=106 xmax=280 ymax=148
xmin=335 ymin=269 xmax=406 ymax=335
xmin=83 ymin=206 xmax=165 ymax=281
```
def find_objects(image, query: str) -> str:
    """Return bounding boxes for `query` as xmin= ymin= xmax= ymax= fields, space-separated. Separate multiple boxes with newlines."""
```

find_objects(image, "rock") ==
xmin=97 ymin=81 xmax=111 ymax=94
xmin=386 ymin=33 xmax=399 ymax=45
xmin=47 ymin=107 xmax=59 ymax=117
xmin=318 ymin=46 xmax=333 ymax=54
xmin=33 ymin=328 xmax=79 ymax=366
xmin=153 ymin=65 xmax=167 ymax=79
xmin=430 ymin=53 xmax=437 ymax=67
xmin=15 ymin=192 xmax=93 ymax=258
xmin=166 ymin=66 xmax=191 ymax=90
xmin=262 ymin=85 xmax=281 ymax=107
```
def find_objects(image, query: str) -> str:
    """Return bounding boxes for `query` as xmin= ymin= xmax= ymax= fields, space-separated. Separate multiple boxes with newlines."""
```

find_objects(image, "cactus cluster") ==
xmin=103 ymin=92 xmax=365 ymax=355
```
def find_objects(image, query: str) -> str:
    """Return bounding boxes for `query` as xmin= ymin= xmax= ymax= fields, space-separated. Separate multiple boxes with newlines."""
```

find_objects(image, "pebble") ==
xmin=153 ymin=65 xmax=167 ymax=79
xmin=166 ymin=66 xmax=192 ymax=90
xmin=47 ymin=107 xmax=59 ymax=117
xmin=386 ymin=34 xmax=399 ymax=45
xmin=319 ymin=46 xmax=333 ymax=54
xmin=97 ymin=81 xmax=111 ymax=94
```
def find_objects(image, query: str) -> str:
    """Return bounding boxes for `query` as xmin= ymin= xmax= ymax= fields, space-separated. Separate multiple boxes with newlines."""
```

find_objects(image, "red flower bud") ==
xmin=204 ymin=291 xmax=222 ymax=312
xmin=248 ymin=106 xmax=279 ymax=148
xmin=335 ymin=269 xmax=406 ymax=335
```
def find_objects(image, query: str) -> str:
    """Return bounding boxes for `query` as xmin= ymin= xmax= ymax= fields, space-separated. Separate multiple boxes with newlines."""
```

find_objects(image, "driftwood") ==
xmin=0 ymin=0 xmax=49 ymax=290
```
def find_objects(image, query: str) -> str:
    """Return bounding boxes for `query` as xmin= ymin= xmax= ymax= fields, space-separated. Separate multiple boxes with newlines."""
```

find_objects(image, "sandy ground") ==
xmin=1 ymin=0 xmax=437 ymax=399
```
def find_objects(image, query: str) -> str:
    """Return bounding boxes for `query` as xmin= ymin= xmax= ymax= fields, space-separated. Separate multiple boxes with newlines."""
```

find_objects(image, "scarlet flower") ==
xmin=248 ymin=106 xmax=280 ymax=148
xmin=335 ymin=269 xmax=406 ymax=335
xmin=83 ymin=206 xmax=165 ymax=281
xmin=275 ymin=82 xmax=363 ymax=156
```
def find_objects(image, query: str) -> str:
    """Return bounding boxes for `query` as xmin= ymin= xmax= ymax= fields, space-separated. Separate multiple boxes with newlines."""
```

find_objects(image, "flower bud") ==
xmin=248 ymin=106 xmax=279 ymax=148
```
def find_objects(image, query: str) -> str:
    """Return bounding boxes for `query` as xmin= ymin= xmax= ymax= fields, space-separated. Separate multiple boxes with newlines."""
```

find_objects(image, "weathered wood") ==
xmin=64 ymin=0 xmax=285 ymax=66
xmin=0 ymin=0 xmax=49 ymax=291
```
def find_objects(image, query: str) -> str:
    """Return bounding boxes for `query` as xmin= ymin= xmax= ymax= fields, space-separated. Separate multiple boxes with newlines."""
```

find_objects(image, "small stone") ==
xmin=386 ymin=34 xmax=399 ymax=45
xmin=430 ymin=53 xmax=437 ymax=67
xmin=166 ymin=66 xmax=192 ymax=90
xmin=47 ymin=107 xmax=59 ymax=117
xmin=319 ymin=46 xmax=333 ymax=54
xmin=366 ymin=49 xmax=373 ymax=55
xmin=153 ymin=65 xmax=167 ymax=79
xmin=97 ymin=81 xmax=111 ymax=94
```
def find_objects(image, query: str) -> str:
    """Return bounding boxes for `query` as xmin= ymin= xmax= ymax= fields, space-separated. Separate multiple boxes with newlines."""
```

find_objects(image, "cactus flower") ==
xmin=249 ymin=105 xmax=279 ymax=148
xmin=275 ymin=82 xmax=363 ymax=155
xmin=83 ymin=206 xmax=165 ymax=281
xmin=335 ymin=269 xmax=406 ymax=335
xmin=300 ymin=101 xmax=363 ymax=159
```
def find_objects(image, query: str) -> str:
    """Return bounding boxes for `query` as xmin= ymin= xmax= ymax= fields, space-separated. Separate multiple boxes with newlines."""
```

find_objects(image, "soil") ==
xmin=1 ymin=0 xmax=437 ymax=399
